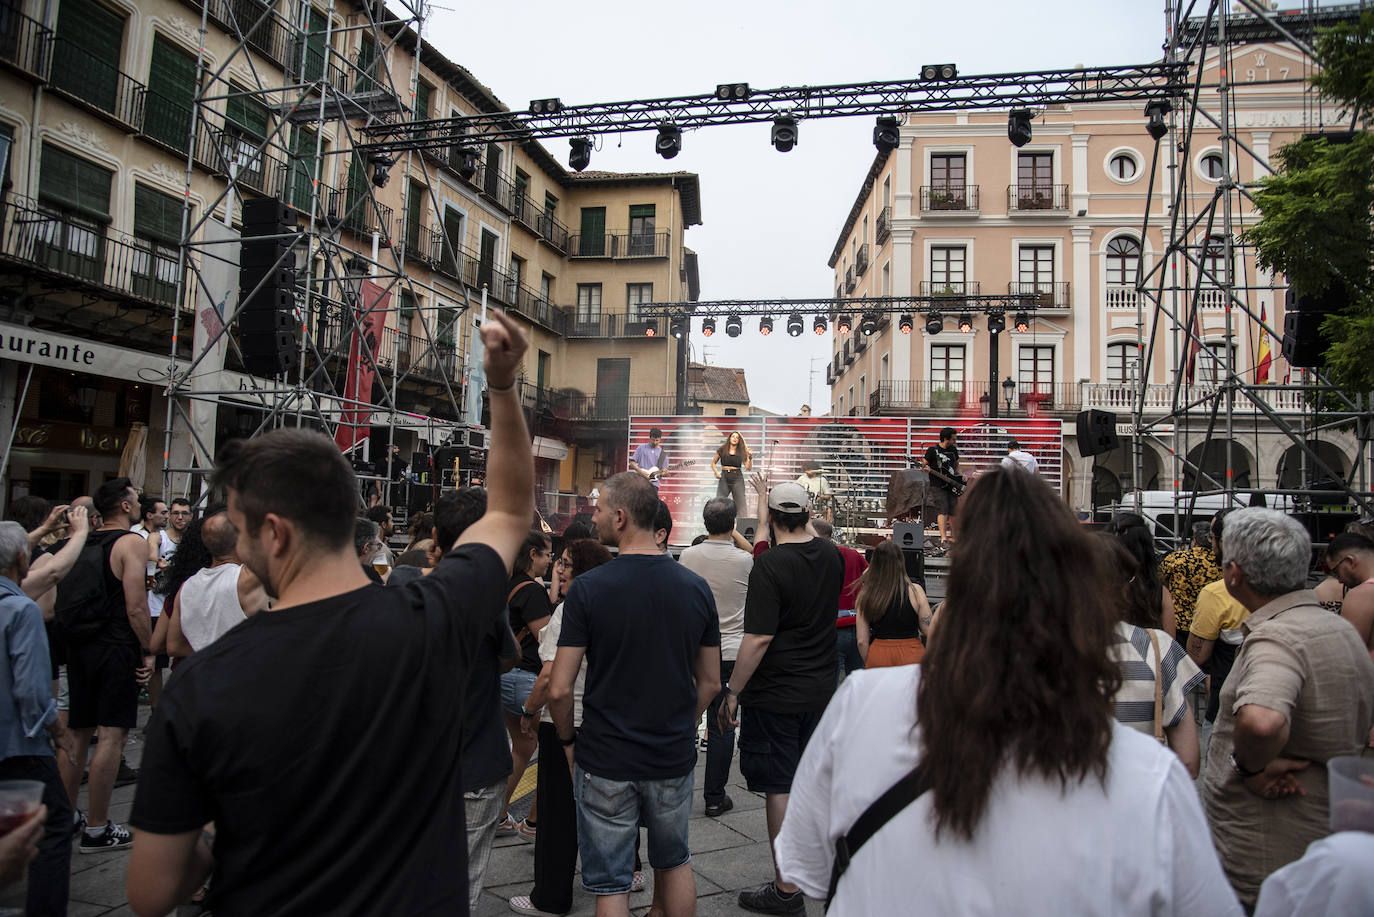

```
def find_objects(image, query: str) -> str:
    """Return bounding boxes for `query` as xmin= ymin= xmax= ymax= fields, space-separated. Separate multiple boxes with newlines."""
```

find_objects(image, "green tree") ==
xmin=1244 ymin=10 xmax=1374 ymax=393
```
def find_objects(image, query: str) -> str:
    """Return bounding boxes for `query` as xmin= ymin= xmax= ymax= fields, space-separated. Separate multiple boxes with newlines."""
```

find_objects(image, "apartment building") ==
xmin=825 ymin=36 xmax=1358 ymax=510
xmin=0 ymin=0 xmax=699 ymax=509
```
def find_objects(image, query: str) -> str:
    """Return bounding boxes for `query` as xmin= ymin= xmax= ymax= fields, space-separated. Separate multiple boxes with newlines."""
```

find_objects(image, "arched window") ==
xmin=1106 ymin=342 xmax=1135 ymax=385
xmin=1106 ymin=236 xmax=1140 ymax=286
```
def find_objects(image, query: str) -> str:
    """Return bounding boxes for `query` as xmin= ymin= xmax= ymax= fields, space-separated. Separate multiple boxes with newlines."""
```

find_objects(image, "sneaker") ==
xmin=630 ymin=871 xmax=645 ymax=893
xmin=79 ymin=821 xmax=133 ymax=855
xmin=496 ymin=814 xmax=519 ymax=836
xmin=71 ymin=810 xmax=86 ymax=840
xmin=738 ymin=881 xmax=805 ymax=915
xmin=508 ymin=895 xmax=562 ymax=916
xmin=115 ymin=759 xmax=139 ymax=787
xmin=516 ymin=818 xmax=537 ymax=841
xmin=705 ymin=796 xmax=734 ymax=818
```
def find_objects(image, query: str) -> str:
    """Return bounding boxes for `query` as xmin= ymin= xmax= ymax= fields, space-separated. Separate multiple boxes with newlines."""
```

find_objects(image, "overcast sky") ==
xmin=422 ymin=0 xmax=1172 ymax=414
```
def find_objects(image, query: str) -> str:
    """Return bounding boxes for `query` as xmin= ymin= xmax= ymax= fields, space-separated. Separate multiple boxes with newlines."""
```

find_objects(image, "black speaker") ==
xmin=238 ymin=198 xmax=298 ymax=378
xmin=1075 ymin=409 xmax=1120 ymax=457
xmin=737 ymin=517 xmax=758 ymax=543
xmin=1281 ymin=311 xmax=1327 ymax=368
xmin=893 ymin=522 xmax=923 ymax=551
xmin=900 ymin=547 xmax=926 ymax=589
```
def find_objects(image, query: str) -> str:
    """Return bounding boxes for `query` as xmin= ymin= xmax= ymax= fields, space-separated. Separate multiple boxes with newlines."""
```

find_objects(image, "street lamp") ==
xmin=1002 ymin=376 xmax=1016 ymax=414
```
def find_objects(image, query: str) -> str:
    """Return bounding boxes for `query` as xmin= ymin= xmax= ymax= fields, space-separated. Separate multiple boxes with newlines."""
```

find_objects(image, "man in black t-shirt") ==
xmin=720 ymin=481 xmax=843 ymax=915
xmin=922 ymin=426 xmax=961 ymax=551
xmin=126 ymin=310 xmax=535 ymax=917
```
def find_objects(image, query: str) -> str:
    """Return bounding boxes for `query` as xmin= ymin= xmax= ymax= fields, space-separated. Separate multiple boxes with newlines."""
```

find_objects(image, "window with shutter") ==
xmin=287 ymin=126 xmax=319 ymax=212
xmin=404 ymin=181 xmax=423 ymax=250
xmin=578 ymin=207 xmax=605 ymax=256
xmin=628 ymin=204 xmax=655 ymax=255
xmin=296 ymin=6 xmax=327 ymax=83
xmin=132 ymin=184 xmax=185 ymax=305
xmin=415 ymin=81 xmax=431 ymax=119
xmin=51 ymin=0 xmax=124 ymax=115
xmin=355 ymin=33 xmax=376 ymax=92
xmin=35 ymin=143 xmax=111 ymax=282
xmin=145 ymin=35 xmax=198 ymax=153
xmin=225 ymin=86 xmax=271 ymax=191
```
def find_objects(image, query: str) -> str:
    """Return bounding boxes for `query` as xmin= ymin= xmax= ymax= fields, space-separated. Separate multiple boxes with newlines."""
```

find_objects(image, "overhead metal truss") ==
xmin=638 ymin=296 xmax=1043 ymax=318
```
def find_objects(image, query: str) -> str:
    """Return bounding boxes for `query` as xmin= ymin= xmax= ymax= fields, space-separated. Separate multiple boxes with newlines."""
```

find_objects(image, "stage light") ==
xmin=926 ymin=312 xmax=944 ymax=335
xmin=1145 ymin=99 xmax=1171 ymax=141
xmin=859 ymin=312 xmax=879 ymax=336
xmin=958 ymin=313 xmax=973 ymax=333
xmin=568 ymin=136 xmax=592 ymax=172
xmin=368 ymin=153 xmax=394 ymax=188
xmin=1008 ymin=109 xmax=1034 ymax=148
xmin=758 ymin=315 xmax=773 ymax=336
xmin=987 ymin=312 xmax=1006 ymax=334
xmin=455 ymin=147 xmax=479 ymax=180
xmin=920 ymin=63 xmax=958 ymax=81
xmin=670 ymin=314 xmax=687 ymax=339
xmin=898 ymin=314 xmax=913 ymax=334
xmin=771 ymin=117 xmax=798 ymax=152
xmin=873 ymin=116 xmax=900 ymax=153
xmin=530 ymin=98 xmax=563 ymax=115
xmin=813 ymin=315 xmax=828 ymax=335
xmin=655 ymin=123 xmax=682 ymax=159
xmin=836 ymin=313 xmax=853 ymax=335
xmin=786 ymin=313 xmax=804 ymax=337
xmin=1014 ymin=311 xmax=1030 ymax=333
xmin=725 ymin=313 xmax=743 ymax=337
xmin=702 ymin=317 xmax=716 ymax=337
xmin=715 ymin=82 xmax=750 ymax=101
xmin=644 ymin=325 xmax=656 ymax=337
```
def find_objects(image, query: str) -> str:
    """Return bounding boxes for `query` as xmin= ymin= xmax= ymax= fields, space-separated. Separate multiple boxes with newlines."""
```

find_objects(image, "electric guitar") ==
xmin=918 ymin=460 xmax=966 ymax=496
xmin=638 ymin=460 xmax=697 ymax=482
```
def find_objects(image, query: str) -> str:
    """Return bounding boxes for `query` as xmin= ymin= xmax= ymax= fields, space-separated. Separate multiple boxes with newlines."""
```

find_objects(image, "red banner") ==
xmin=334 ymin=280 xmax=391 ymax=454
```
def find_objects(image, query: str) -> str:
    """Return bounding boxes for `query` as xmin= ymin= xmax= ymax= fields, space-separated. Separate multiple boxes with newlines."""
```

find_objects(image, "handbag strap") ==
xmin=825 ymin=767 xmax=930 ymax=910
xmin=1147 ymin=629 xmax=1165 ymax=745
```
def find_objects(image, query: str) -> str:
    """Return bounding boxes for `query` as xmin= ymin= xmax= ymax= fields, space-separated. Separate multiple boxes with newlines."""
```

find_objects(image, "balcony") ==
xmin=1008 ymin=183 xmax=1069 ymax=212
xmin=568 ymin=232 xmax=670 ymax=260
xmin=919 ymin=280 xmax=982 ymax=300
xmin=1082 ymin=381 xmax=1310 ymax=415
xmin=844 ymin=266 xmax=856 ymax=294
xmin=564 ymin=312 xmax=664 ymax=339
xmin=537 ymin=210 xmax=570 ymax=254
xmin=1008 ymin=281 xmax=1070 ymax=310
xmin=518 ymin=385 xmax=679 ymax=423
xmin=46 ymin=36 xmax=144 ymax=130
xmin=842 ymin=339 xmax=854 ymax=365
xmin=503 ymin=283 xmax=570 ymax=335
xmin=326 ymin=187 xmax=393 ymax=241
xmin=876 ymin=206 xmax=891 ymax=244
xmin=477 ymin=162 xmax=515 ymax=212
xmin=1197 ymin=286 xmax=1231 ymax=309
xmin=0 ymin=195 xmax=191 ymax=313
xmin=855 ymin=243 xmax=870 ymax=276
xmin=0 ymin=6 xmax=51 ymax=82
xmin=1106 ymin=284 xmax=1144 ymax=311
xmin=920 ymin=185 xmax=981 ymax=212
xmin=314 ymin=311 xmax=461 ymax=382
xmin=870 ymin=381 xmax=990 ymax=414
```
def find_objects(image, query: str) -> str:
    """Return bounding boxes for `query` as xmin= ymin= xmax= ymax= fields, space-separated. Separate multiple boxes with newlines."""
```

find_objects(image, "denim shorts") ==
xmin=572 ymin=766 xmax=693 ymax=895
xmin=499 ymin=667 xmax=539 ymax=717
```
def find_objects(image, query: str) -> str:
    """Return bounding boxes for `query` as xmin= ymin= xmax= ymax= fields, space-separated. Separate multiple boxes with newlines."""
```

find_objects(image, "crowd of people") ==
xmin=0 ymin=309 xmax=1370 ymax=916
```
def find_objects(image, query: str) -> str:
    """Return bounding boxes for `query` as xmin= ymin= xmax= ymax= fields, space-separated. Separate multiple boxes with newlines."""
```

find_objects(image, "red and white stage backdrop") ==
xmin=629 ymin=415 xmax=1063 ymax=546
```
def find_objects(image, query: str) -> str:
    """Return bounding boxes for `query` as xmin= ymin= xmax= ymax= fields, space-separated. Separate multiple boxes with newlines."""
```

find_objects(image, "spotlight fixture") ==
xmin=568 ymin=136 xmax=592 ymax=172
xmin=1014 ymin=311 xmax=1030 ymax=333
xmin=455 ymin=146 xmax=479 ymax=180
xmin=1008 ymin=109 xmax=1034 ymax=148
xmin=836 ymin=313 xmax=853 ymax=335
xmin=725 ymin=313 xmax=743 ymax=337
xmin=368 ymin=153 xmax=394 ymax=188
xmin=701 ymin=317 xmax=716 ymax=337
xmin=530 ymin=97 xmax=563 ymax=115
xmin=859 ymin=312 xmax=879 ymax=336
xmin=655 ymin=122 xmax=682 ymax=159
xmin=898 ymin=313 xmax=913 ymax=334
xmin=926 ymin=312 xmax=944 ymax=335
xmin=771 ymin=116 xmax=798 ymax=152
xmin=987 ymin=312 xmax=1006 ymax=334
xmin=813 ymin=315 xmax=828 ymax=335
xmin=920 ymin=63 xmax=958 ymax=81
xmin=958 ymin=313 xmax=973 ymax=333
xmin=670 ymin=314 xmax=687 ymax=339
xmin=715 ymin=82 xmax=750 ymax=101
xmin=873 ymin=116 xmax=900 ymax=153
xmin=758 ymin=315 xmax=774 ymax=336
xmin=786 ymin=312 xmax=804 ymax=337
xmin=1145 ymin=99 xmax=1172 ymax=141
xmin=644 ymin=325 xmax=657 ymax=337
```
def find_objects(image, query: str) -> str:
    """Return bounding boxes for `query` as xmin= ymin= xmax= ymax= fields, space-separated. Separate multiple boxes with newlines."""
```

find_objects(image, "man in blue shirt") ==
xmin=0 ymin=520 xmax=76 ymax=916
xmin=629 ymin=428 xmax=666 ymax=489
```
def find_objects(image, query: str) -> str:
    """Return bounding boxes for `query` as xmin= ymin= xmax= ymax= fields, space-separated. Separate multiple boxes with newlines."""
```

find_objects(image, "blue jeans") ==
xmin=705 ymin=660 xmax=736 ymax=805
xmin=836 ymin=623 xmax=863 ymax=685
xmin=573 ymin=766 xmax=693 ymax=895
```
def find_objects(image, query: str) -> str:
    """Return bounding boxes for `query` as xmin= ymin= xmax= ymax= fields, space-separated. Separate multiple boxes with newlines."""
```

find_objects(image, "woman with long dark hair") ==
xmin=854 ymin=540 xmax=931 ymax=668
xmin=499 ymin=530 xmax=554 ymax=839
xmin=774 ymin=468 xmax=1240 ymax=915
xmin=711 ymin=431 xmax=753 ymax=510
xmin=148 ymin=514 xmax=213 ymax=658
xmin=1106 ymin=512 xmax=1178 ymax=636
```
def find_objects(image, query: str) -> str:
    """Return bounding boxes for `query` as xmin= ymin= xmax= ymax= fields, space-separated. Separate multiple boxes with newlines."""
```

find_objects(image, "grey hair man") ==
xmin=1201 ymin=508 xmax=1374 ymax=908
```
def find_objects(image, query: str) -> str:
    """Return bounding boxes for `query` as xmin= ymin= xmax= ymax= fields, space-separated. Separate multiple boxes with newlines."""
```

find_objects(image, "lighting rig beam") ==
xmin=638 ymin=294 xmax=1042 ymax=318
xmin=359 ymin=63 xmax=1189 ymax=153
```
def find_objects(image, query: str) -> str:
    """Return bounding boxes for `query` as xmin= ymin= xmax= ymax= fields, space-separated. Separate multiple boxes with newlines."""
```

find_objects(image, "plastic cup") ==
xmin=1328 ymin=755 xmax=1374 ymax=834
xmin=0 ymin=780 xmax=44 ymax=836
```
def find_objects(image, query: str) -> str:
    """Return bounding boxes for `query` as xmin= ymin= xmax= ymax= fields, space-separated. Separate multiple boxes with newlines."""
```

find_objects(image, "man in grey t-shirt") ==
xmin=678 ymin=497 xmax=752 ymax=817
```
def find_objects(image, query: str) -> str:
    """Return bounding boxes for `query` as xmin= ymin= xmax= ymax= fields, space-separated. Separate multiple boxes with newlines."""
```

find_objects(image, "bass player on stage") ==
xmin=630 ymin=427 xmax=668 ymax=489
xmin=921 ymin=426 xmax=963 ymax=554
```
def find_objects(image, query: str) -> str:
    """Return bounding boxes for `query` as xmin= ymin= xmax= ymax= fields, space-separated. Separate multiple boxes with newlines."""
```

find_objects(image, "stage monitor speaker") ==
xmin=1075 ymin=409 xmax=1120 ymax=457
xmin=893 ymin=522 xmax=923 ymax=551
xmin=1281 ymin=311 xmax=1327 ymax=367
xmin=737 ymin=517 xmax=758 ymax=543
xmin=900 ymin=547 xmax=926 ymax=589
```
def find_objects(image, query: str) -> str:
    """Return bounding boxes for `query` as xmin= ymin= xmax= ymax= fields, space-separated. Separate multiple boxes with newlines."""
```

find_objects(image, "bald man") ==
xmin=162 ymin=513 xmax=266 ymax=656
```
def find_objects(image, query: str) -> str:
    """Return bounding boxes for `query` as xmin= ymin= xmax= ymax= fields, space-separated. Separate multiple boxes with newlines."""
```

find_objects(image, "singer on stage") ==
xmin=711 ymin=431 xmax=752 ymax=509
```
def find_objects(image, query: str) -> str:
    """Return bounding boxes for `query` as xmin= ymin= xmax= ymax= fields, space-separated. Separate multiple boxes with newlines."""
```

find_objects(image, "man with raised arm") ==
xmin=126 ymin=311 xmax=535 ymax=917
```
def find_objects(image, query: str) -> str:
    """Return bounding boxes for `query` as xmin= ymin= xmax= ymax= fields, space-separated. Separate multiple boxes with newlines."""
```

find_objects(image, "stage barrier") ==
xmin=628 ymin=415 xmax=1064 ymax=546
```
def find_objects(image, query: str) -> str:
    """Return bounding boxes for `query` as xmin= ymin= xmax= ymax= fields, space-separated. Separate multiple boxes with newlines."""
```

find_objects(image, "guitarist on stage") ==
xmin=922 ymin=426 xmax=963 ymax=553
xmin=630 ymin=427 xmax=668 ymax=489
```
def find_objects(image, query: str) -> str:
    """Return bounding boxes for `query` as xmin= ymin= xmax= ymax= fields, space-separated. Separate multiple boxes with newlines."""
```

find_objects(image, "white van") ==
xmin=1109 ymin=490 xmax=1296 ymax=543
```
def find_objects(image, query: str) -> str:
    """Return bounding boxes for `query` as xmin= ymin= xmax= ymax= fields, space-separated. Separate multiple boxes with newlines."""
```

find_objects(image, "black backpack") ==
xmin=53 ymin=531 xmax=131 ymax=643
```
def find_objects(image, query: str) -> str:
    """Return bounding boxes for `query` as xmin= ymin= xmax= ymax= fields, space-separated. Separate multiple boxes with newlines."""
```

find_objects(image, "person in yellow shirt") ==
xmin=1186 ymin=509 xmax=1251 ymax=776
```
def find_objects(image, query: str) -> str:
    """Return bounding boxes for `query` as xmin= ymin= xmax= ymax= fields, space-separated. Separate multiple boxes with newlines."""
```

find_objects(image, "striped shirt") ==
xmin=1109 ymin=623 xmax=1205 ymax=733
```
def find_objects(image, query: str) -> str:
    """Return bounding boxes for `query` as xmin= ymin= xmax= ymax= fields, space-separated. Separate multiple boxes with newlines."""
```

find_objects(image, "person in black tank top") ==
xmin=712 ymin=431 xmax=753 ymax=511
xmin=854 ymin=541 xmax=931 ymax=668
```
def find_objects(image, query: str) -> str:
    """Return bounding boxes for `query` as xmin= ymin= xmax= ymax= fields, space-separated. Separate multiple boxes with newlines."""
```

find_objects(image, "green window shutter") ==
xmin=56 ymin=0 xmax=123 ymax=66
xmin=399 ymin=290 xmax=415 ymax=321
xmin=415 ymin=81 xmax=431 ymax=119
xmin=39 ymin=143 xmax=112 ymax=220
xmin=134 ymin=184 xmax=184 ymax=244
xmin=146 ymin=35 xmax=197 ymax=150
xmin=629 ymin=204 xmax=655 ymax=219
xmin=579 ymin=207 xmax=605 ymax=256
xmin=226 ymin=86 xmax=269 ymax=138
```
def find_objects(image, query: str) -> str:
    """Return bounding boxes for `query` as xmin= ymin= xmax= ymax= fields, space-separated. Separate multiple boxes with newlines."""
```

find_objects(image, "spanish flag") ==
xmin=1256 ymin=303 xmax=1273 ymax=383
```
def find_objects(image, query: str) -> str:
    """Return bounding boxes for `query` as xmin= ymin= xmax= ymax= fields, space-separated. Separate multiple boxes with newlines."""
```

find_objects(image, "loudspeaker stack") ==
xmin=1075 ymin=409 xmax=1121 ymax=458
xmin=1281 ymin=286 xmax=1341 ymax=369
xmin=239 ymin=198 xmax=299 ymax=378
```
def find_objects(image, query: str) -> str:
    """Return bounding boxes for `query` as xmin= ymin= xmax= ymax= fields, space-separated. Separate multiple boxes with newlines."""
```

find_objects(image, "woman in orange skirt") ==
xmin=855 ymin=539 xmax=932 ymax=667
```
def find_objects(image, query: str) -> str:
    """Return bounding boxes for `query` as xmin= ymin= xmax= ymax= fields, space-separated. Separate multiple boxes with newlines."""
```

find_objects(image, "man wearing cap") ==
xmin=719 ymin=481 xmax=843 ymax=915
xmin=1001 ymin=438 xmax=1039 ymax=474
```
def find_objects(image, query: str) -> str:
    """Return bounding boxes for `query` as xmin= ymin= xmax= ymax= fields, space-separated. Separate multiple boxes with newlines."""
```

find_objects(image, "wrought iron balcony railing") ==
xmin=537 ymin=211 xmax=570 ymax=253
xmin=844 ymin=266 xmax=855 ymax=294
xmin=1008 ymin=281 xmax=1070 ymax=309
xmin=477 ymin=162 xmax=515 ymax=212
xmin=919 ymin=280 xmax=982 ymax=298
xmin=1008 ymin=183 xmax=1069 ymax=212
xmin=0 ymin=6 xmax=51 ymax=81
xmin=567 ymin=231 xmax=669 ymax=259
xmin=563 ymin=312 xmax=664 ymax=339
xmin=46 ymin=36 xmax=145 ymax=130
xmin=920 ymin=185 xmax=980 ymax=211
xmin=876 ymin=206 xmax=891 ymax=243
xmin=326 ymin=187 xmax=393 ymax=241
xmin=855 ymin=243 xmax=869 ymax=276
xmin=517 ymin=386 xmax=679 ymax=422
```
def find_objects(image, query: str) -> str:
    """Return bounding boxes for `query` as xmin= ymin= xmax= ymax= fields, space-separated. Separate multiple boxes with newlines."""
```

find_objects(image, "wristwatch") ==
xmin=1229 ymin=752 xmax=1263 ymax=779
